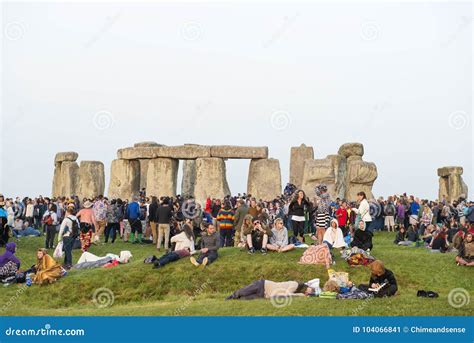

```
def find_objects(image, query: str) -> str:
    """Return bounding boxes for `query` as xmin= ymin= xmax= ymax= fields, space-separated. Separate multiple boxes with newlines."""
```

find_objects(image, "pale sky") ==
xmin=1 ymin=1 xmax=472 ymax=199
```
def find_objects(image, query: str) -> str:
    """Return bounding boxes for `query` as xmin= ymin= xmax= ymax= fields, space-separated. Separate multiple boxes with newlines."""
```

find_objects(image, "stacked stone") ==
xmin=52 ymin=152 xmax=105 ymax=199
xmin=299 ymin=143 xmax=378 ymax=201
xmin=438 ymin=166 xmax=468 ymax=202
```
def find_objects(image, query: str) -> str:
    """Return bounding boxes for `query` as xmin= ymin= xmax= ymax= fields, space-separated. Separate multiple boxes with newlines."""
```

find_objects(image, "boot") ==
xmin=137 ymin=233 xmax=143 ymax=244
xmin=129 ymin=232 xmax=135 ymax=243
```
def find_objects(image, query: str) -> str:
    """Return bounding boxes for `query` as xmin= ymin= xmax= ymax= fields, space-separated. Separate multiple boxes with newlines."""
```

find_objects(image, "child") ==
xmin=358 ymin=260 xmax=398 ymax=297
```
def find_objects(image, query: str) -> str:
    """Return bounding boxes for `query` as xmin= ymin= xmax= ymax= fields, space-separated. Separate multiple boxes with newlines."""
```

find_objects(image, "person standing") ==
xmin=289 ymin=190 xmax=309 ymax=243
xmin=92 ymin=195 xmax=108 ymax=242
xmin=336 ymin=201 xmax=349 ymax=236
xmin=148 ymin=196 xmax=159 ymax=245
xmin=233 ymin=199 xmax=248 ymax=247
xmin=384 ymin=196 xmax=396 ymax=232
xmin=42 ymin=203 xmax=59 ymax=249
xmin=127 ymin=196 xmax=143 ymax=244
xmin=313 ymin=185 xmax=331 ymax=245
xmin=216 ymin=201 xmax=235 ymax=247
xmin=156 ymin=197 xmax=173 ymax=251
xmin=58 ymin=205 xmax=80 ymax=269
xmin=352 ymin=192 xmax=372 ymax=232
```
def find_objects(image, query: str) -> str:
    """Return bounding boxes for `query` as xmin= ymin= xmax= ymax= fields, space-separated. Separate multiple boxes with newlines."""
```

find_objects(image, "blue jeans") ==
xmin=63 ymin=236 xmax=75 ymax=267
xmin=196 ymin=250 xmax=218 ymax=265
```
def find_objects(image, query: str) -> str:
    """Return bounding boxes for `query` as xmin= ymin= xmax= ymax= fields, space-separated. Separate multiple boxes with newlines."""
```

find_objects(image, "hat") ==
xmin=83 ymin=200 xmax=93 ymax=208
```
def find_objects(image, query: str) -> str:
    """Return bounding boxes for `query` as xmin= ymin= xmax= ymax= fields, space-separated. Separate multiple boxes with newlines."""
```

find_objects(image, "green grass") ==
xmin=0 ymin=232 xmax=472 ymax=316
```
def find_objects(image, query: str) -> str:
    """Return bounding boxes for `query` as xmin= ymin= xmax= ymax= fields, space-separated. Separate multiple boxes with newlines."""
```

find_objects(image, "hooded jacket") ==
xmin=0 ymin=242 xmax=20 ymax=268
xmin=323 ymin=219 xmax=347 ymax=248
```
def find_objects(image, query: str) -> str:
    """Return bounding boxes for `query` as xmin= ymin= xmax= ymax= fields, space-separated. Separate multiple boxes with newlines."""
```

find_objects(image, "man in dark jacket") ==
xmin=190 ymin=223 xmax=219 ymax=268
xmin=148 ymin=197 xmax=159 ymax=245
xmin=156 ymin=197 xmax=173 ymax=252
xmin=244 ymin=219 xmax=272 ymax=255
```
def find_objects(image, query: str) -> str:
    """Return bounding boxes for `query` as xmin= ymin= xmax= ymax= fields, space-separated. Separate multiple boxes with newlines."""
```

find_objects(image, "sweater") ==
xmin=216 ymin=209 xmax=235 ymax=230
xmin=264 ymin=281 xmax=302 ymax=298
xmin=270 ymin=227 xmax=289 ymax=247
xmin=171 ymin=232 xmax=195 ymax=253
xmin=156 ymin=205 xmax=173 ymax=224
xmin=200 ymin=232 xmax=219 ymax=251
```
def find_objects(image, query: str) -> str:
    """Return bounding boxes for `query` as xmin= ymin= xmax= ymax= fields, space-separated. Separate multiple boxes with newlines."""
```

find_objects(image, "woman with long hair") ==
xmin=288 ymin=190 xmax=309 ymax=243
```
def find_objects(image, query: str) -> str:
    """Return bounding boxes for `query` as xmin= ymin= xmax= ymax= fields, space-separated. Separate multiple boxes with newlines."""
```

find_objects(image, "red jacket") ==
xmin=336 ymin=207 xmax=348 ymax=227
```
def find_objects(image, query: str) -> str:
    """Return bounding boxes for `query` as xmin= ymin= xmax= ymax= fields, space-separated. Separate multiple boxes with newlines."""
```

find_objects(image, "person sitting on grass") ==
xmin=406 ymin=225 xmax=419 ymax=243
xmin=358 ymin=260 xmax=398 ymax=297
xmin=350 ymin=220 xmax=373 ymax=251
xmin=190 ymin=223 xmax=219 ymax=268
xmin=430 ymin=228 xmax=449 ymax=253
xmin=153 ymin=247 xmax=192 ymax=269
xmin=323 ymin=219 xmax=347 ymax=249
xmin=225 ymin=279 xmax=314 ymax=300
xmin=32 ymin=248 xmax=64 ymax=285
xmin=456 ymin=233 xmax=474 ymax=266
xmin=12 ymin=220 xmax=41 ymax=238
xmin=393 ymin=226 xmax=407 ymax=244
xmin=267 ymin=218 xmax=295 ymax=253
xmin=170 ymin=222 xmax=195 ymax=253
xmin=0 ymin=242 xmax=21 ymax=282
xmin=245 ymin=219 xmax=272 ymax=255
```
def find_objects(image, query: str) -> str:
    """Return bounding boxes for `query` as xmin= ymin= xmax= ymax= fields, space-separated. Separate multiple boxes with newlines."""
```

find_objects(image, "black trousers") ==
xmin=45 ymin=225 xmax=56 ymax=249
xmin=196 ymin=250 xmax=218 ymax=264
xmin=358 ymin=284 xmax=397 ymax=298
xmin=154 ymin=252 xmax=180 ymax=267
xmin=105 ymin=223 xmax=120 ymax=243
xmin=129 ymin=219 xmax=142 ymax=234
xmin=292 ymin=220 xmax=305 ymax=238
xmin=230 ymin=280 xmax=265 ymax=300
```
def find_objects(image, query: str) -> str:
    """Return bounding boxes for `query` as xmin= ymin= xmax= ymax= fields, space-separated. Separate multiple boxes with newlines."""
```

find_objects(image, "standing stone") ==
xmin=194 ymin=158 xmax=230 ymax=205
xmin=52 ymin=163 xmax=62 ymax=197
xmin=181 ymin=160 xmax=197 ymax=198
xmin=77 ymin=161 xmax=105 ymax=199
xmin=108 ymin=159 xmax=140 ymax=200
xmin=301 ymin=158 xmax=336 ymax=200
xmin=338 ymin=143 xmax=364 ymax=158
xmin=54 ymin=152 xmax=79 ymax=164
xmin=139 ymin=159 xmax=150 ymax=190
xmin=59 ymin=161 xmax=79 ymax=197
xmin=438 ymin=166 xmax=468 ymax=201
xmin=290 ymin=144 xmax=314 ymax=187
xmin=248 ymin=159 xmax=282 ymax=200
xmin=146 ymin=158 xmax=179 ymax=197
xmin=345 ymin=156 xmax=378 ymax=201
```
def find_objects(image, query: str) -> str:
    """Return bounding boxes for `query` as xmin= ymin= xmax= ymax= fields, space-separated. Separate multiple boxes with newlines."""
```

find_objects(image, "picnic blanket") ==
xmin=299 ymin=244 xmax=332 ymax=269
xmin=341 ymin=247 xmax=375 ymax=266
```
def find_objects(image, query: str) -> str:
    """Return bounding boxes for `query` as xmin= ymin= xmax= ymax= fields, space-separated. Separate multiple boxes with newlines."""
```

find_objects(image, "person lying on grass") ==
xmin=456 ymin=233 xmax=474 ymax=266
xmin=358 ymin=260 xmax=398 ymax=297
xmin=190 ymin=223 xmax=218 ymax=268
xmin=225 ymin=280 xmax=315 ymax=300
xmin=153 ymin=247 xmax=192 ymax=269
xmin=245 ymin=219 xmax=272 ymax=255
xmin=266 ymin=218 xmax=295 ymax=253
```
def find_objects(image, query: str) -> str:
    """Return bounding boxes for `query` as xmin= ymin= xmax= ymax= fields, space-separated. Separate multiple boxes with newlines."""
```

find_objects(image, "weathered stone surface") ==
xmin=54 ymin=152 xmax=79 ymax=164
xmin=139 ymin=159 xmax=150 ymax=190
xmin=438 ymin=166 xmax=468 ymax=201
xmin=210 ymin=146 xmax=268 ymax=159
xmin=146 ymin=158 xmax=179 ymax=197
xmin=301 ymin=158 xmax=337 ymax=199
xmin=194 ymin=158 xmax=230 ymax=204
xmin=247 ymin=159 xmax=282 ymax=200
xmin=134 ymin=141 xmax=162 ymax=148
xmin=338 ymin=143 xmax=364 ymax=158
xmin=52 ymin=161 xmax=79 ymax=197
xmin=117 ymin=147 xmax=157 ymax=160
xmin=181 ymin=160 xmax=197 ymax=197
xmin=77 ymin=161 xmax=105 ymax=199
xmin=326 ymin=154 xmax=347 ymax=199
xmin=290 ymin=144 xmax=314 ymax=187
xmin=345 ymin=156 xmax=378 ymax=201
xmin=108 ymin=159 xmax=140 ymax=200
xmin=438 ymin=166 xmax=464 ymax=177
xmin=118 ymin=145 xmax=211 ymax=160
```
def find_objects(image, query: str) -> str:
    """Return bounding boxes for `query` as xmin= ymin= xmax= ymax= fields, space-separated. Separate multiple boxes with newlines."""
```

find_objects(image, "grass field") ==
xmin=0 ymin=232 xmax=472 ymax=316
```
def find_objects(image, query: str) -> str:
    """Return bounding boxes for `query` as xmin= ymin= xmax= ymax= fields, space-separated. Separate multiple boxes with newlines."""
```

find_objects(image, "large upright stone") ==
xmin=77 ymin=161 xmax=105 ymax=199
xmin=345 ymin=156 xmax=378 ymax=201
xmin=181 ymin=160 xmax=197 ymax=198
xmin=54 ymin=152 xmax=79 ymax=164
xmin=301 ymin=158 xmax=337 ymax=200
xmin=59 ymin=161 xmax=79 ymax=197
xmin=108 ymin=159 xmax=140 ymax=200
xmin=139 ymin=159 xmax=150 ymax=190
xmin=146 ymin=158 xmax=179 ymax=197
xmin=438 ymin=166 xmax=468 ymax=201
xmin=210 ymin=146 xmax=268 ymax=159
xmin=194 ymin=158 xmax=230 ymax=204
xmin=247 ymin=158 xmax=282 ymax=200
xmin=290 ymin=144 xmax=314 ymax=187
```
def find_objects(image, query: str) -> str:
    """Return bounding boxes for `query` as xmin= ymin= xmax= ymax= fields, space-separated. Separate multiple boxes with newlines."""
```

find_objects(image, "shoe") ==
xmin=152 ymin=262 xmax=161 ymax=269
xmin=417 ymin=290 xmax=427 ymax=297
xmin=260 ymin=248 xmax=267 ymax=255
xmin=190 ymin=257 xmax=200 ymax=267
xmin=225 ymin=295 xmax=234 ymax=300
xmin=248 ymin=247 xmax=255 ymax=254
xmin=202 ymin=257 xmax=209 ymax=268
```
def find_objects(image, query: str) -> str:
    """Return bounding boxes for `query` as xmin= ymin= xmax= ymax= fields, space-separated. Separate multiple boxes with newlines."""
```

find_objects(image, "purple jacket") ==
xmin=0 ymin=242 xmax=21 ymax=268
xmin=397 ymin=204 xmax=405 ymax=219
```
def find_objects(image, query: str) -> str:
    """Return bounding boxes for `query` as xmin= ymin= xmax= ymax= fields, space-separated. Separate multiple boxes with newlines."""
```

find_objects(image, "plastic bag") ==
xmin=53 ymin=241 xmax=64 ymax=258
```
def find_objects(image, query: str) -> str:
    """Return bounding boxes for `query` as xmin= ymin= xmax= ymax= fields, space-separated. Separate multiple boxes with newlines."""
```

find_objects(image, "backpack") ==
xmin=42 ymin=213 xmax=53 ymax=226
xmin=67 ymin=217 xmax=80 ymax=237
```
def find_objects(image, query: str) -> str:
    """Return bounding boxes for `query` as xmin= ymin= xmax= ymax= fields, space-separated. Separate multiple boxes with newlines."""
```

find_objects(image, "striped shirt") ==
xmin=216 ymin=209 xmax=235 ymax=230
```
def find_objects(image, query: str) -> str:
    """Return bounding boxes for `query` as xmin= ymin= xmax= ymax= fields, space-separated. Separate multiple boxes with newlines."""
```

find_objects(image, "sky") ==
xmin=1 ymin=1 xmax=472 ymax=200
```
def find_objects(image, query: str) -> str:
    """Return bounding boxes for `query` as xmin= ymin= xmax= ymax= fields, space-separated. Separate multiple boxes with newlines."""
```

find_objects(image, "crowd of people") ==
xmin=0 ymin=182 xmax=473 ymax=293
